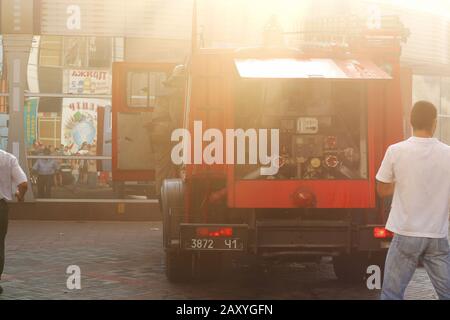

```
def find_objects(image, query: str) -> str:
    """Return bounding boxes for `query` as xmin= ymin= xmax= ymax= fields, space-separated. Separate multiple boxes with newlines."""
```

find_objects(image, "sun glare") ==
xmin=378 ymin=0 xmax=450 ymax=18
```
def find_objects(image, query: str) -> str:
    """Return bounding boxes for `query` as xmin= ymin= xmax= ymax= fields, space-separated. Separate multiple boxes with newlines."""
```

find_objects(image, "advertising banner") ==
xmin=64 ymin=69 xmax=112 ymax=95
xmin=23 ymin=98 xmax=39 ymax=146
xmin=61 ymin=98 xmax=109 ymax=153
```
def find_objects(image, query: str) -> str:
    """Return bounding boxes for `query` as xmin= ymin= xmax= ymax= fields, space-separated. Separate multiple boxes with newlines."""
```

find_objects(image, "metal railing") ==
xmin=27 ymin=155 xmax=112 ymax=161
xmin=24 ymin=92 xmax=112 ymax=99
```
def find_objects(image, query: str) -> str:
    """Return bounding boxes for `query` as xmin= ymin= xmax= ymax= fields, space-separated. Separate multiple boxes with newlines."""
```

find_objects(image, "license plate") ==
xmin=180 ymin=224 xmax=248 ymax=251
xmin=183 ymin=238 xmax=245 ymax=251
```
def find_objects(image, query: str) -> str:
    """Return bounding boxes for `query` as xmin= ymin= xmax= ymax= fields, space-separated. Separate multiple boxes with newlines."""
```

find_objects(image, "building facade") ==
xmin=1 ymin=0 xmax=449 ymax=200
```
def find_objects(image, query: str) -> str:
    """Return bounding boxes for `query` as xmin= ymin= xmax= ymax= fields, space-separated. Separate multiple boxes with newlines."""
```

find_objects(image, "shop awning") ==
xmin=235 ymin=58 xmax=392 ymax=80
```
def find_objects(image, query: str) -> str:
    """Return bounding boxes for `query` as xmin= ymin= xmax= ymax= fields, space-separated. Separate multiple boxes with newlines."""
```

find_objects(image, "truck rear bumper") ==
xmin=168 ymin=221 xmax=392 ymax=256
xmin=256 ymin=220 xmax=390 ymax=254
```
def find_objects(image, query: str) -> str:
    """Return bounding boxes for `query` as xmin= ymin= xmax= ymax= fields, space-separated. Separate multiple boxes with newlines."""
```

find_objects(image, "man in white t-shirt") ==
xmin=0 ymin=150 xmax=28 ymax=295
xmin=376 ymin=101 xmax=450 ymax=300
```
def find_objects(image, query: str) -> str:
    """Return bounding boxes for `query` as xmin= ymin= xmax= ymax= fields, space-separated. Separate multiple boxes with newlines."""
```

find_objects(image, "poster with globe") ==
xmin=61 ymin=98 xmax=108 ymax=154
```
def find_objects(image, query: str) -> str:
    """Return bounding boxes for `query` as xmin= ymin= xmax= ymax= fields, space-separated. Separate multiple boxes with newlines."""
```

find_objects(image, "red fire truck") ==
xmin=112 ymin=15 xmax=409 ymax=283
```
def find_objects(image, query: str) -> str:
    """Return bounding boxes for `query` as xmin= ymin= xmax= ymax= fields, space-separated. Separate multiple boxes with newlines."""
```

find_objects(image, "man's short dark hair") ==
xmin=411 ymin=101 xmax=437 ymax=131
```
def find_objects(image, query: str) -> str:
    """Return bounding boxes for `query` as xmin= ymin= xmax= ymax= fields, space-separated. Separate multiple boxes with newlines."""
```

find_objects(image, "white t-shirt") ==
xmin=376 ymin=137 xmax=450 ymax=238
xmin=0 ymin=150 xmax=28 ymax=201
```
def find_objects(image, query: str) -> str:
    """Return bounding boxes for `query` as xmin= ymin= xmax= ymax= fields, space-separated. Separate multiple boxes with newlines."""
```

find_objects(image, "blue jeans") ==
xmin=0 ymin=200 xmax=8 ymax=279
xmin=381 ymin=234 xmax=450 ymax=300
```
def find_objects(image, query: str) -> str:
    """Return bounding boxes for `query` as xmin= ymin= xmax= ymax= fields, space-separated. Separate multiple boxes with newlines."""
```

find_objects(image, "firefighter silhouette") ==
xmin=146 ymin=65 xmax=185 ymax=197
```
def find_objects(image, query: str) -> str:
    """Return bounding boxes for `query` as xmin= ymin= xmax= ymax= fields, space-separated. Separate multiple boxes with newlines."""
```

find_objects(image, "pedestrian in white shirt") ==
xmin=0 ymin=150 xmax=28 ymax=295
xmin=376 ymin=101 xmax=450 ymax=300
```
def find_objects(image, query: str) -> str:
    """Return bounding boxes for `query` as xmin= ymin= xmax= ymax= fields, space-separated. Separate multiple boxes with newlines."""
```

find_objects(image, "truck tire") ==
xmin=166 ymin=250 xmax=193 ymax=283
xmin=161 ymin=179 xmax=184 ymax=249
xmin=333 ymin=252 xmax=370 ymax=284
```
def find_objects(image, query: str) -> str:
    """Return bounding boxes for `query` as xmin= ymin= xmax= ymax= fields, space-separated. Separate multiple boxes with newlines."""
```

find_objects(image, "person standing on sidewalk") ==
xmin=376 ymin=101 xmax=450 ymax=300
xmin=0 ymin=150 xmax=28 ymax=295
xmin=32 ymin=148 xmax=59 ymax=198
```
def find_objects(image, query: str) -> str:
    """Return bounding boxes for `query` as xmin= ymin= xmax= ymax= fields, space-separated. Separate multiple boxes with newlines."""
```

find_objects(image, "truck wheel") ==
xmin=193 ymin=252 xmax=223 ymax=281
xmin=161 ymin=179 xmax=184 ymax=249
xmin=333 ymin=252 xmax=369 ymax=284
xmin=165 ymin=251 xmax=193 ymax=283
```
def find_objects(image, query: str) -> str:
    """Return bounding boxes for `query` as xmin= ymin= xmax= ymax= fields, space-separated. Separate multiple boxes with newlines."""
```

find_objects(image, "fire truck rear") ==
xmin=113 ymin=15 xmax=409 ymax=283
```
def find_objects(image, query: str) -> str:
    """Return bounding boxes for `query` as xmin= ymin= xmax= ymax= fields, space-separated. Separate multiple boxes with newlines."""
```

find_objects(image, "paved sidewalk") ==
xmin=0 ymin=221 xmax=442 ymax=300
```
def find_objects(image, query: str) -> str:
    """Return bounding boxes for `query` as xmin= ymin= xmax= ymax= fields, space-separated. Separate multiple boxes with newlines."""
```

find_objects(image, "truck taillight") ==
xmin=374 ymin=227 xmax=393 ymax=239
xmin=196 ymin=227 xmax=233 ymax=238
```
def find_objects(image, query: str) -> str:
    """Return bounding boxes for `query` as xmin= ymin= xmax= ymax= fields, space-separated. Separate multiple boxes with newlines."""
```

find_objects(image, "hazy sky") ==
xmin=199 ymin=0 xmax=450 ymax=27
xmin=212 ymin=0 xmax=450 ymax=18
xmin=373 ymin=0 xmax=450 ymax=17
xmin=196 ymin=0 xmax=449 ymax=46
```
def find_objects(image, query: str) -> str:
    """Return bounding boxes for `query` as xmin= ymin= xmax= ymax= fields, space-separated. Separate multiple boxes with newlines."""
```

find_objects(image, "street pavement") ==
xmin=0 ymin=221 xmax=441 ymax=300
